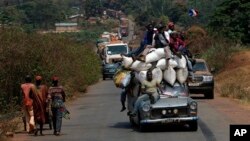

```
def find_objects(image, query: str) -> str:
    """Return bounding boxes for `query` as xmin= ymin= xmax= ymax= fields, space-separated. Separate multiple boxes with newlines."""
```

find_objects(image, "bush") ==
xmin=221 ymin=82 xmax=250 ymax=104
xmin=0 ymin=28 xmax=101 ymax=114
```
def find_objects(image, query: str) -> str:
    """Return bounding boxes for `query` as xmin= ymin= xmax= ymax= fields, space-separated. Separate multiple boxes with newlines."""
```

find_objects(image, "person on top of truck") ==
xmin=167 ymin=22 xmax=175 ymax=34
xmin=121 ymin=23 xmax=155 ymax=61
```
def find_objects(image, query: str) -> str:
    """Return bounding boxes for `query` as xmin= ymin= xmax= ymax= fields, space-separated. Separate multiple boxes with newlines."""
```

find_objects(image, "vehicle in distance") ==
xmin=188 ymin=59 xmax=214 ymax=99
xmin=102 ymin=63 xmax=120 ymax=80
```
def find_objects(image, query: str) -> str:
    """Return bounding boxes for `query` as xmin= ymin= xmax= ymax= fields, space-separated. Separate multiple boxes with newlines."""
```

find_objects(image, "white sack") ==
xmin=163 ymin=66 xmax=176 ymax=86
xmin=137 ymin=69 xmax=162 ymax=84
xmin=169 ymin=58 xmax=178 ymax=68
xmin=152 ymin=67 xmax=163 ymax=84
xmin=175 ymin=55 xmax=187 ymax=69
xmin=121 ymin=73 xmax=131 ymax=88
xmin=145 ymin=51 xmax=161 ymax=63
xmin=156 ymin=58 xmax=178 ymax=70
xmin=156 ymin=58 xmax=166 ymax=70
xmin=176 ymin=67 xmax=188 ymax=84
xmin=122 ymin=56 xmax=133 ymax=68
xmin=154 ymin=48 xmax=165 ymax=58
xmin=137 ymin=71 xmax=147 ymax=84
xmin=130 ymin=60 xmax=152 ymax=71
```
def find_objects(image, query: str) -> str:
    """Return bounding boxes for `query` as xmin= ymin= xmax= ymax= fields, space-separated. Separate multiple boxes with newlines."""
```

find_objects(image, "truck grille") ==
xmin=151 ymin=108 xmax=188 ymax=119
xmin=193 ymin=76 xmax=203 ymax=82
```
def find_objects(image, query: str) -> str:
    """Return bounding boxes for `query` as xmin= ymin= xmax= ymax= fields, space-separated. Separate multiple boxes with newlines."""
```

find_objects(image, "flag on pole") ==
xmin=188 ymin=9 xmax=198 ymax=17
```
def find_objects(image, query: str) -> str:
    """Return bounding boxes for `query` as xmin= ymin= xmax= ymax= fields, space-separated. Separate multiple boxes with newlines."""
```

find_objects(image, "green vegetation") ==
xmin=208 ymin=0 xmax=250 ymax=44
xmin=0 ymin=28 xmax=101 ymax=114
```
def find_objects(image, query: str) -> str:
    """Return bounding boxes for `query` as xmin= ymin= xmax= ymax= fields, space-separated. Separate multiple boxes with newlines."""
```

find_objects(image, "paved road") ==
xmin=11 ymin=80 xmax=233 ymax=141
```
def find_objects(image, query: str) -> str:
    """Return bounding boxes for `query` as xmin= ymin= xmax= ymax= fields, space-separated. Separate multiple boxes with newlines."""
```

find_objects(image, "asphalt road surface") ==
xmin=11 ymin=80 xmax=233 ymax=141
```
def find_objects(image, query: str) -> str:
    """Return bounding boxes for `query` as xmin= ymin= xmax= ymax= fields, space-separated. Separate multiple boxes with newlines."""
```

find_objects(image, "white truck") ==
xmin=102 ymin=41 xmax=129 ymax=80
xmin=104 ymin=41 xmax=129 ymax=64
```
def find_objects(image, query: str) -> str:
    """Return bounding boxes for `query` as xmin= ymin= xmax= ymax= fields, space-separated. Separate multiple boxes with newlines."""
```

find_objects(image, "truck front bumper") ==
xmin=140 ymin=116 xmax=198 ymax=124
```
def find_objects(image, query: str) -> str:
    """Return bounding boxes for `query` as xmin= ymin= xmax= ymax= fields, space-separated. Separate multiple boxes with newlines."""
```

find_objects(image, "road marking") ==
xmin=199 ymin=118 xmax=217 ymax=141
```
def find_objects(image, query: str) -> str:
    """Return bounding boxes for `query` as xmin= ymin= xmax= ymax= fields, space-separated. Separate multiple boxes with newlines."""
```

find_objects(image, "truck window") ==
xmin=193 ymin=62 xmax=207 ymax=71
xmin=107 ymin=45 xmax=127 ymax=55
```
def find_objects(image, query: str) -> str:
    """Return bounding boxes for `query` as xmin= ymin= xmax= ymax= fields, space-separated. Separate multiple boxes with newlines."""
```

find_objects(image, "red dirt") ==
xmin=207 ymin=50 xmax=250 ymax=124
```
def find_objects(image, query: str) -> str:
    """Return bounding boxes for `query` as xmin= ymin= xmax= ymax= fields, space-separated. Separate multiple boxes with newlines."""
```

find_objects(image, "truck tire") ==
xmin=138 ymin=113 xmax=148 ymax=132
xmin=205 ymin=89 xmax=214 ymax=99
xmin=129 ymin=116 xmax=136 ymax=127
xmin=188 ymin=121 xmax=198 ymax=131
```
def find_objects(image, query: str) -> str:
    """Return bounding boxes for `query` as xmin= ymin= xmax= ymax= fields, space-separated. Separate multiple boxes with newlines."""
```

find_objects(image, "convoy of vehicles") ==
xmin=97 ymin=31 xmax=129 ymax=80
xmin=96 ymin=12 xmax=215 ymax=132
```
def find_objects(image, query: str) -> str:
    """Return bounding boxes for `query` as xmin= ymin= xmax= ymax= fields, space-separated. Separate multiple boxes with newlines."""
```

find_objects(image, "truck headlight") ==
xmin=173 ymin=108 xmax=178 ymax=114
xmin=162 ymin=110 xmax=167 ymax=115
xmin=190 ymin=101 xmax=197 ymax=110
xmin=203 ymin=76 xmax=213 ymax=82
xmin=142 ymin=103 xmax=151 ymax=112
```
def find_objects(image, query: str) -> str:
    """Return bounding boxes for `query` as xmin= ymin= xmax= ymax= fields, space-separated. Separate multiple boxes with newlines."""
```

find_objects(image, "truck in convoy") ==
xmin=102 ymin=41 xmax=129 ymax=80
xmin=104 ymin=41 xmax=129 ymax=64
xmin=119 ymin=18 xmax=129 ymax=37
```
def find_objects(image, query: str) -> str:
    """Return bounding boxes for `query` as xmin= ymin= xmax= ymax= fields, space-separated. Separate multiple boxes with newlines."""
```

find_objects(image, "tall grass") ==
xmin=221 ymin=82 xmax=250 ymax=103
xmin=0 ymin=28 xmax=101 ymax=114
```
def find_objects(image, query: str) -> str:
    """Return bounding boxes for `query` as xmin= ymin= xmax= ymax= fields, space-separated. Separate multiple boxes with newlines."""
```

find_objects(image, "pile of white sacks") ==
xmin=121 ymin=47 xmax=189 ymax=87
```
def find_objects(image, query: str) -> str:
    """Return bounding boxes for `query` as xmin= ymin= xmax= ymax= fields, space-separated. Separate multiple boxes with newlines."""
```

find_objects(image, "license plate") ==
xmin=109 ymin=69 xmax=115 ymax=72
xmin=161 ymin=118 xmax=180 ymax=123
xmin=188 ymin=83 xmax=200 ymax=86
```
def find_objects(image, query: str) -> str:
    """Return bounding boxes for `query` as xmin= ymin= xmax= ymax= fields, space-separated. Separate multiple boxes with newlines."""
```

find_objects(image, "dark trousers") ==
xmin=127 ymin=41 xmax=146 ymax=57
xmin=52 ymin=108 xmax=63 ymax=133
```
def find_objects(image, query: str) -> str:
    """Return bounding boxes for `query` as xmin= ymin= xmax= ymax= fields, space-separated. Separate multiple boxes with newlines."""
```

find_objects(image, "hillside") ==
xmin=215 ymin=50 xmax=250 ymax=103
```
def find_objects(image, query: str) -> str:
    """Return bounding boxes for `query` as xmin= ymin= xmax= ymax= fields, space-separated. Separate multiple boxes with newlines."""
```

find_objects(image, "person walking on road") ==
xmin=21 ymin=75 xmax=36 ymax=133
xmin=33 ymin=75 xmax=49 ymax=136
xmin=47 ymin=76 xmax=66 ymax=136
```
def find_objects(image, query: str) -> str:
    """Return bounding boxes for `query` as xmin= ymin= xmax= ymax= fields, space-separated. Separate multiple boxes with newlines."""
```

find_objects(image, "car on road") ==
xmin=102 ymin=63 xmax=121 ymax=80
xmin=188 ymin=59 xmax=214 ymax=99
xmin=129 ymin=82 xmax=198 ymax=131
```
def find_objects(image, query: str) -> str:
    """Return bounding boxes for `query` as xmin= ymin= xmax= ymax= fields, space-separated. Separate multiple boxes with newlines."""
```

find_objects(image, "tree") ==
xmin=18 ymin=0 xmax=65 ymax=29
xmin=208 ymin=0 xmax=250 ymax=44
xmin=84 ymin=0 xmax=103 ymax=18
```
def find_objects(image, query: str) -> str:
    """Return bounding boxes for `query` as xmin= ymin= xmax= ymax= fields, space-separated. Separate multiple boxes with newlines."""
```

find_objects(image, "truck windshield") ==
xmin=193 ymin=62 xmax=207 ymax=71
xmin=107 ymin=45 xmax=127 ymax=55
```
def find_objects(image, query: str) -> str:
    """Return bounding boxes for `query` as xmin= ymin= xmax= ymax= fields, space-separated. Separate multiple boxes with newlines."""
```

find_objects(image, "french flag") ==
xmin=189 ymin=9 xmax=198 ymax=17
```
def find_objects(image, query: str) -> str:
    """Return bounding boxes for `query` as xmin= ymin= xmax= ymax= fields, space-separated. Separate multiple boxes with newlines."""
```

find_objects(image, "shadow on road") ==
xmin=109 ymin=122 xmax=132 ymax=129
xmin=134 ymin=124 xmax=195 ymax=133
xmin=110 ymin=122 xmax=196 ymax=133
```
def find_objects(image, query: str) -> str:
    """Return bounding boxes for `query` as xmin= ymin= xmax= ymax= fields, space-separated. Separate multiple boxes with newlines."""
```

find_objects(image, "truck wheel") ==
xmin=138 ymin=113 xmax=148 ymax=132
xmin=139 ymin=124 xmax=148 ymax=132
xmin=188 ymin=121 xmax=198 ymax=131
xmin=129 ymin=117 xmax=136 ymax=127
xmin=205 ymin=89 xmax=214 ymax=99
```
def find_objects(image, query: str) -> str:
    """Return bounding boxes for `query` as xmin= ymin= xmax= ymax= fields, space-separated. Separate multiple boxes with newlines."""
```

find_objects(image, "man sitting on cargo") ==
xmin=129 ymin=70 xmax=161 ymax=117
xmin=122 ymin=23 xmax=155 ymax=61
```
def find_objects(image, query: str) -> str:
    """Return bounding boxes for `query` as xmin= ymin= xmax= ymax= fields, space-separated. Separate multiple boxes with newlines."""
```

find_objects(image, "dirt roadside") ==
xmin=205 ymin=50 xmax=250 ymax=124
